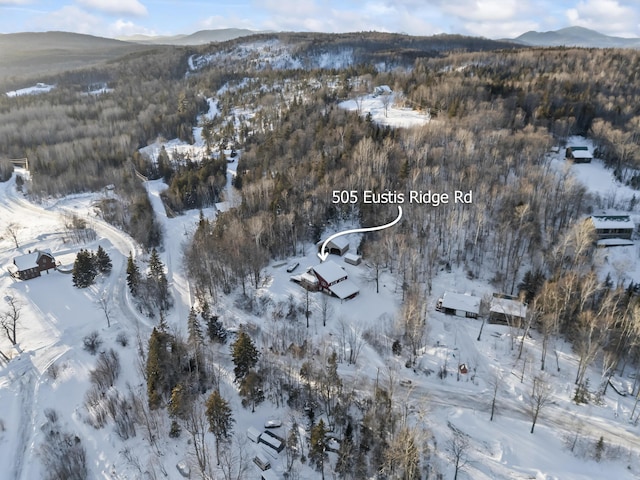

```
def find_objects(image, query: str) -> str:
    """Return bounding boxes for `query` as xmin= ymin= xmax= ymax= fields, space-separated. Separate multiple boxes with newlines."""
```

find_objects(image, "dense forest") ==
xmin=4 ymin=32 xmax=640 ymax=478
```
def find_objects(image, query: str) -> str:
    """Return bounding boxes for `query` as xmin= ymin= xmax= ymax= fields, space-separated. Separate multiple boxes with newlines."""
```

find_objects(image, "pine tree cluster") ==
xmin=72 ymin=245 xmax=112 ymax=288
xmin=126 ymin=248 xmax=172 ymax=315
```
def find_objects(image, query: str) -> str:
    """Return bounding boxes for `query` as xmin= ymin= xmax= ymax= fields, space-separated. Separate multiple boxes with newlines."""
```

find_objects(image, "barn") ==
xmin=13 ymin=249 xmax=56 ymax=280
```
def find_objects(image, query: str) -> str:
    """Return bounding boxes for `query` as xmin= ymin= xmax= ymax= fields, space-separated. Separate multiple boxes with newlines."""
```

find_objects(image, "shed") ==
xmin=489 ymin=293 xmax=527 ymax=326
xmin=344 ymin=253 xmax=362 ymax=266
xmin=437 ymin=292 xmax=481 ymax=318
xmin=253 ymin=451 xmax=271 ymax=471
xmin=247 ymin=427 xmax=262 ymax=443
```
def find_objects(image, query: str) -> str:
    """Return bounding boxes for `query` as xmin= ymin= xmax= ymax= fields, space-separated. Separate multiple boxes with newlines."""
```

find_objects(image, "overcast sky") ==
xmin=1 ymin=0 xmax=639 ymax=39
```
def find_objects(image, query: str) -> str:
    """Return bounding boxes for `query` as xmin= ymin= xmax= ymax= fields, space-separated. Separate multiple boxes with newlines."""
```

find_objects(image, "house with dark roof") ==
xmin=12 ymin=249 xmax=56 ymax=280
xmin=565 ymin=146 xmax=592 ymax=163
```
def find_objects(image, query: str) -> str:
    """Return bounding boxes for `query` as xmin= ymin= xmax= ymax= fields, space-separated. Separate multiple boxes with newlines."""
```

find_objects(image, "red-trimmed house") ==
xmin=312 ymin=260 xmax=359 ymax=300
xmin=13 ymin=249 xmax=56 ymax=280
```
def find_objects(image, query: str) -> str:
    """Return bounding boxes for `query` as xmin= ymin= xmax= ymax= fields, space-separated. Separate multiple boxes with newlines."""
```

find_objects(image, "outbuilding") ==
xmin=318 ymin=236 xmax=350 ymax=256
xmin=344 ymin=253 xmax=362 ymax=266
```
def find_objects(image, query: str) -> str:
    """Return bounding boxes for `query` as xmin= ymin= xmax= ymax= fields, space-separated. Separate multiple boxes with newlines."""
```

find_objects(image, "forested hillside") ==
xmin=4 ymin=31 xmax=640 ymax=479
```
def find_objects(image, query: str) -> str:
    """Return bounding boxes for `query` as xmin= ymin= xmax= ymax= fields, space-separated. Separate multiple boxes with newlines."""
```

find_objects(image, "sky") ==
xmin=0 ymin=0 xmax=639 ymax=39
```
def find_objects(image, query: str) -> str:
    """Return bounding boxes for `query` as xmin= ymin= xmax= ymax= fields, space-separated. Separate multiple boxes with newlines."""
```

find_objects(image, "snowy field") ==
xmin=339 ymin=91 xmax=431 ymax=128
xmin=2 ymin=103 xmax=640 ymax=479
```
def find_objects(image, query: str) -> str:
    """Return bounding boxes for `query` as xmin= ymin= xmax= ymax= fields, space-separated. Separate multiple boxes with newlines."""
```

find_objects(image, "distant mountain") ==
xmin=511 ymin=26 xmax=640 ymax=48
xmin=0 ymin=31 xmax=152 ymax=80
xmin=119 ymin=28 xmax=260 ymax=46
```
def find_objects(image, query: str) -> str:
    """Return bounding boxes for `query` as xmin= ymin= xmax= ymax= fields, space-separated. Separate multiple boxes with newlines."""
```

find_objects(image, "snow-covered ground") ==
xmin=3 ymin=106 xmax=640 ymax=479
xmin=5 ymin=83 xmax=56 ymax=97
xmin=339 ymin=91 xmax=431 ymax=128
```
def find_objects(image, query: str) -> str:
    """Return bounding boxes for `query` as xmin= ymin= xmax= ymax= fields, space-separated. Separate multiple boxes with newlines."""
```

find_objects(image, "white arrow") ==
xmin=318 ymin=205 xmax=403 ymax=262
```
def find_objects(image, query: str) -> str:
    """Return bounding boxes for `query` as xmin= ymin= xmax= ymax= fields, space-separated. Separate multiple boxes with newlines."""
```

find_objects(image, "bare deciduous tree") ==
xmin=447 ymin=426 xmax=470 ymax=480
xmin=1 ymin=296 xmax=22 ymax=345
xmin=96 ymin=291 xmax=114 ymax=328
xmin=5 ymin=223 xmax=21 ymax=248
xmin=489 ymin=371 xmax=502 ymax=421
xmin=529 ymin=374 xmax=552 ymax=433
xmin=218 ymin=436 xmax=250 ymax=480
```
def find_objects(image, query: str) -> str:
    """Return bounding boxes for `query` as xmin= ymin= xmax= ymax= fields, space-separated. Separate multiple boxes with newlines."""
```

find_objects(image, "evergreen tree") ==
xmin=336 ymin=421 xmax=355 ymax=477
xmin=147 ymin=248 xmax=171 ymax=311
xmin=186 ymin=307 xmax=205 ymax=388
xmin=158 ymin=310 xmax=169 ymax=332
xmin=231 ymin=331 xmax=259 ymax=381
xmin=168 ymin=383 xmax=190 ymax=420
xmin=206 ymin=314 xmax=227 ymax=343
xmin=286 ymin=423 xmax=300 ymax=471
xmin=126 ymin=252 xmax=140 ymax=296
xmin=518 ymin=268 xmax=545 ymax=304
xmin=239 ymin=370 xmax=264 ymax=412
xmin=187 ymin=307 xmax=203 ymax=348
xmin=594 ymin=436 xmax=605 ymax=462
xmin=72 ymin=249 xmax=97 ymax=288
xmin=205 ymin=390 xmax=234 ymax=465
xmin=95 ymin=245 xmax=112 ymax=274
xmin=309 ymin=419 xmax=328 ymax=477
xmin=146 ymin=328 xmax=164 ymax=409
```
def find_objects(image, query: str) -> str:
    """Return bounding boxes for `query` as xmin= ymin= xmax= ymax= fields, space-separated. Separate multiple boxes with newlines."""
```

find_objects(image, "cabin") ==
xmin=565 ymin=146 xmax=593 ymax=163
xmin=12 ymin=249 xmax=56 ymax=280
xmin=488 ymin=293 xmax=527 ymax=327
xmin=436 ymin=292 xmax=481 ymax=319
xmin=312 ymin=260 xmax=359 ymax=300
xmin=589 ymin=213 xmax=634 ymax=245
